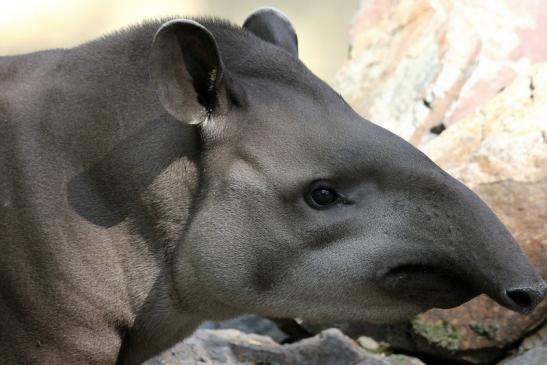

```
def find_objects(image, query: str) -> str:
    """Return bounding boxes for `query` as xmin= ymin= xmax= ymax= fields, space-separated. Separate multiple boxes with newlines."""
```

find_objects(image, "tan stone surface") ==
xmin=146 ymin=329 xmax=425 ymax=365
xmin=336 ymin=0 xmax=547 ymax=144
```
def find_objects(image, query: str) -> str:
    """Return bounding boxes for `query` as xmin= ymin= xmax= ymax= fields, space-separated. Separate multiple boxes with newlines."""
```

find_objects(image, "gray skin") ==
xmin=0 ymin=7 xmax=545 ymax=365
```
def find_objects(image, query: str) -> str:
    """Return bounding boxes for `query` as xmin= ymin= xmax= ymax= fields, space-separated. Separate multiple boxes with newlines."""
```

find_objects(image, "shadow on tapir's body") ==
xmin=0 ymin=7 xmax=545 ymax=365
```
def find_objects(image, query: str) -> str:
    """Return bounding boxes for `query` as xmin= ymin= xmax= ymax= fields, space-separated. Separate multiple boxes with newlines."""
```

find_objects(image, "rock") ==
xmin=199 ymin=314 xmax=289 ymax=343
xmin=336 ymin=0 xmax=547 ymax=145
xmin=146 ymin=328 xmax=425 ymax=365
xmin=144 ymin=329 xmax=281 ymax=365
xmin=518 ymin=322 xmax=547 ymax=353
xmin=357 ymin=336 xmax=382 ymax=353
xmin=498 ymin=347 xmax=547 ymax=365
xmin=498 ymin=323 xmax=547 ymax=365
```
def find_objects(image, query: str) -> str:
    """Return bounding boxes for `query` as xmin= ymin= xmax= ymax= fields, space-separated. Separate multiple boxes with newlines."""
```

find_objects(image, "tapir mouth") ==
xmin=379 ymin=263 xmax=479 ymax=309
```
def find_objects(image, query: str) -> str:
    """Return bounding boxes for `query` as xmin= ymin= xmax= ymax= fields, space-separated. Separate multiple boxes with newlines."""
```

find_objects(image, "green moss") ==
xmin=411 ymin=318 xmax=461 ymax=352
xmin=469 ymin=320 xmax=499 ymax=340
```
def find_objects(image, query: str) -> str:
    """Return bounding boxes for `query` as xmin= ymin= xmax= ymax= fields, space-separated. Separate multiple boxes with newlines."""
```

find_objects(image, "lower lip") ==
xmin=380 ymin=264 xmax=477 ymax=307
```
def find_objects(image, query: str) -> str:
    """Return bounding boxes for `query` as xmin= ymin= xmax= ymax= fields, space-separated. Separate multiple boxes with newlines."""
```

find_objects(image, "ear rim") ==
xmin=149 ymin=19 xmax=225 ymax=125
xmin=243 ymin=7 xmax=299 ymax=57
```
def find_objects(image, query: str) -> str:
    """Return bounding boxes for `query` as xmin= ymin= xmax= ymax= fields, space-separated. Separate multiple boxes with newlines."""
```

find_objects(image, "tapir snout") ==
xmin=376 ymin=147 xmax=547 ymax=315
xmin=441 ymin=173 xmax=546 ymax=314
xmin=445 ymin=173 xmax=547 ymax=314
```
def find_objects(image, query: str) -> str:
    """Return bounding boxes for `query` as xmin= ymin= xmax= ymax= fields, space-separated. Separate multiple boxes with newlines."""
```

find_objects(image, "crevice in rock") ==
xmin=409 ymin=41 xmax=482 ymax=145
xmin=489 ymin=318 xmax=547 ymax=365
xmin=430 ymin=123 xmax=446 ymax=135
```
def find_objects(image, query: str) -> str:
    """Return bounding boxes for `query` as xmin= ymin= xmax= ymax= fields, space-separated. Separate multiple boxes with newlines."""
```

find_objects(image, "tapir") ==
xmin=1 ymin=7 xmax=545 ymax=365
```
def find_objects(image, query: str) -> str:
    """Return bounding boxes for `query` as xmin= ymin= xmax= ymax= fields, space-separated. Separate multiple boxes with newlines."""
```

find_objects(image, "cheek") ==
xmin=294 ymin=235 xmax=403 ymax=298
xmin=183 ymin=196 xmax=286 ymax=298
xmin=249 ymin=242 xmax=301 ymax=294
xmin=184 ymin=209 xmax=250 ymax=291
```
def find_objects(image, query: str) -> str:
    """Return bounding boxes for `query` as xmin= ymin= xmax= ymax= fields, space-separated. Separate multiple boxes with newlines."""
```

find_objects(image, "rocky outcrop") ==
xmin=146 ymin=328 xmax=425 ymax=365
xmin=498 ymin=323 xmax=547 ymax=365
xmin=499 ymin=347 xmax=547 ymax=365
xmin=334 ymin=0 xmax=547 ymax=362
xmin=336 ymin=0 xmax=547 ymax=145
xmin=199 ymin=314 xmax=289 ymax=343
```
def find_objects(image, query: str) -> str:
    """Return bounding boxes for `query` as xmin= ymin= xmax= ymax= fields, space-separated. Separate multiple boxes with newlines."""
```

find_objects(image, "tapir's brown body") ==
xmin=0 ymin=8 xmax=545 ymax=365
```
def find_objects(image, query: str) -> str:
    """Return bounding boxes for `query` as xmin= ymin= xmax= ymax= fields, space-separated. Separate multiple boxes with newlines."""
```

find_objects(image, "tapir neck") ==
xmin=57 ymin=25 xmax=203 ymax=271
xmin=62 ymin=25 xmax=206 ymax=356
xmin=1 ymin=21 xmax=205 ymax=363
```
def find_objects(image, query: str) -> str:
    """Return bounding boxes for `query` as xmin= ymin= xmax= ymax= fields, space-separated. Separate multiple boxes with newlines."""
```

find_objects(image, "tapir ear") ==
xmin=149 ymin=19 xmax=225 ymax=124
xmin=243 ymin=7 xmax=298 ymax=57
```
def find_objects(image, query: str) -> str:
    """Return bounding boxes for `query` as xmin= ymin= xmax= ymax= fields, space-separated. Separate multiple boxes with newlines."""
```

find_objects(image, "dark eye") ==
xmin=311 ymin=188 xmax=338 ymax=205
xmin=306 ymin=182 xmax=341 ymax=209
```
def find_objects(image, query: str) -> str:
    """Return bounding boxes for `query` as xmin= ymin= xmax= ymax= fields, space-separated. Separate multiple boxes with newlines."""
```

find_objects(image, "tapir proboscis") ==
xmin=1 ymin=7 xmax=545 ymax=365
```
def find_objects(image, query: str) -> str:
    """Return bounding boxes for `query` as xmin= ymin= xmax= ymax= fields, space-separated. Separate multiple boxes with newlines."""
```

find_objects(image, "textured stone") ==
xmin=357 ymin=336 xmax=382 ymax=352
xmin=199 ymin=314 xmax=289 ymax=343
xmin=518 ymin=322 xmax=547 ymax=353
xmin=498 ymin=347 xmax=547 ymax=365
xmin=336 ymin=0 xmax=547 ymax=145
xmin=497 ymin=323 xmax=547 ymax=364
xmin=146 ymin=328 xmax=425 ymax=365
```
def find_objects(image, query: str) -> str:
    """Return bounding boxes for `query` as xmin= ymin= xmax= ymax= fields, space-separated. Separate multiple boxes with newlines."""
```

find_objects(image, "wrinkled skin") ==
xmin=0 ymin=7 xmax=545 ymax=365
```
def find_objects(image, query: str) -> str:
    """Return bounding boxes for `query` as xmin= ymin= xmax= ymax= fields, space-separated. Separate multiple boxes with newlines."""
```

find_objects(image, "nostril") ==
xmin=506 ymin=289 xmax=533 ymax=309
xmin=505 ymin=286 xmax=545 ymax=314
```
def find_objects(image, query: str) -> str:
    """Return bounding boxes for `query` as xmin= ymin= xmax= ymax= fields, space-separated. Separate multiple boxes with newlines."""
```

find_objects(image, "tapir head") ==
xmin=149 ymin=8 xmax=546 ymax=323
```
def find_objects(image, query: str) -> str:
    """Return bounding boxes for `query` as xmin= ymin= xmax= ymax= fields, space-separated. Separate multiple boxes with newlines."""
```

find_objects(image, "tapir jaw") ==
xmin=440 ymin=174 xmax=547 ymax=315
xmin=367 ymin=152 xmax=547 ymax=316
xmin=379 ymin=262 xmax=480 ymax=310
xmin=379 ymin=259 xmax=547 ymax=315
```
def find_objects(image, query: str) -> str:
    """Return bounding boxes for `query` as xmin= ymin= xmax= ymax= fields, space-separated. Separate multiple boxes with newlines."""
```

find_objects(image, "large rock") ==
xmin=498 ymin=323 xmax=547 ymax=365
xmin=199 ymin=314 xmax=289 ymax=343
xmin=336 ymin=0 xmax=547 ymax=145
xmin=498 ymin=347 xmax=547 ymax=365
xmin=146 ymin=328 xmax=425 ymax=365
xmin=334 ymin=1 xmax=547 ymax=362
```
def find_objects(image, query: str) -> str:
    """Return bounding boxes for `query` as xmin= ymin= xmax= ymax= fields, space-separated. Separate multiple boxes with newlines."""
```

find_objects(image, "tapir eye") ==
xmin=306 ymin=181 xmax=341 ymax=209
xmin=311 ymin=188 xmax=337 ymax=205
